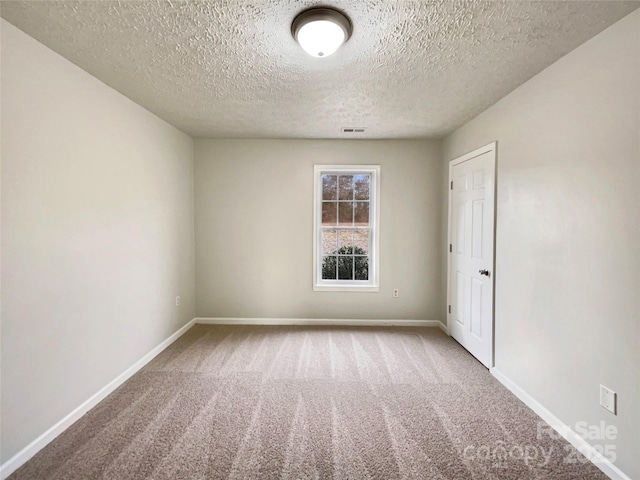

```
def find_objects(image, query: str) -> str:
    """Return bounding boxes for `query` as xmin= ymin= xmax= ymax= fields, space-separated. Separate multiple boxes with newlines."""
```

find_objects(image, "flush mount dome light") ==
xmin=292 ymin=7 xmax=352 ymax=58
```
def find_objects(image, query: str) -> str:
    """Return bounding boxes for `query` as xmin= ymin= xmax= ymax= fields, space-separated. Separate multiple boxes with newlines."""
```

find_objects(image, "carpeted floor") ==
xmin=10 ymin=325 xmax=608 ymax=479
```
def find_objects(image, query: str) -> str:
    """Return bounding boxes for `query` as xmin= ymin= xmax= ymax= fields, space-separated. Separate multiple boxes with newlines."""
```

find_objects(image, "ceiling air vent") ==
xmin=341 ymin=127 xmax=366 ymax=134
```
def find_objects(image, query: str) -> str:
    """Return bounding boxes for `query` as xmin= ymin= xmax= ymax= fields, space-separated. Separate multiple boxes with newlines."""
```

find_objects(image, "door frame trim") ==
xmin=446 ymin=141 xmax=497 ymax=368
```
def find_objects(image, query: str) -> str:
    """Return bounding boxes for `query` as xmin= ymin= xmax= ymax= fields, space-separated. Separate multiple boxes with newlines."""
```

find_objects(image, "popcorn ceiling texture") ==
xmin=1 ymin=0 xmax=638 ymax=138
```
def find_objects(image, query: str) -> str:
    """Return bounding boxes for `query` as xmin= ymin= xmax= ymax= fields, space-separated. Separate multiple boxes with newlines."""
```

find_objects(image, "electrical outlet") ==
xmin=393 ymin=288 xmax=399 ymax=298
xmin=600 ymin=385 xmax=616 ymax=415
xmin=175 ymin=296 xmax=181 ymax=306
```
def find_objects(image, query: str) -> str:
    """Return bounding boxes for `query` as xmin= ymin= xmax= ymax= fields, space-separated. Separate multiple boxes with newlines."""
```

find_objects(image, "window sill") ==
xmin=313 ymin=284 xmax=379 ymax=293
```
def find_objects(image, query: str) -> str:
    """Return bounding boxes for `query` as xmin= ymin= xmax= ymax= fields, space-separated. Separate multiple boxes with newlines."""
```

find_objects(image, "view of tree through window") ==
xmin=320 ymin=173 xmax=370 ymax=281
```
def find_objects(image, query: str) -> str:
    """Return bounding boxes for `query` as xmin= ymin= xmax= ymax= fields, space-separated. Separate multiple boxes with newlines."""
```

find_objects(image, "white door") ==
xmin=448 ymin=143 xmax=496 ymax=368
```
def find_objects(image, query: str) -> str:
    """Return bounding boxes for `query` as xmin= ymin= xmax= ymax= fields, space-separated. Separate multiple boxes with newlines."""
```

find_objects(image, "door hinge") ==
xmin=449 ymin=244 xmax=452 ymax=253
xmin=450 ymin=181 xmax=453 ymax=190
xmin=448 ymin=305 xmax=451 ymax=314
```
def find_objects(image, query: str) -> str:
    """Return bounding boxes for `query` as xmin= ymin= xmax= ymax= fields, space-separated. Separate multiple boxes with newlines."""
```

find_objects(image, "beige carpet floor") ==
xmin=10 ymin=325 xmax=608 ymax=479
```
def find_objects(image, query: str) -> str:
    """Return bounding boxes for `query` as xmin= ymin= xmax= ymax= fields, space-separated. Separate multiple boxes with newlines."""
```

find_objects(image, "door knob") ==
xmin=479 ymin=269 xmax=490 ymax=276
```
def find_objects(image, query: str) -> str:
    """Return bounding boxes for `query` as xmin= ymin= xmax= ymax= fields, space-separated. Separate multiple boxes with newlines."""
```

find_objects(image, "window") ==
xmin=313 ymin=165 xmax=380 ymax=291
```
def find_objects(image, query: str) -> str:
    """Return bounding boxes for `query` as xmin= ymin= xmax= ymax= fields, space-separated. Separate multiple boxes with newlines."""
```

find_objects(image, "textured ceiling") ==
xmin=1 ymin=1 xmax=638 ymax=138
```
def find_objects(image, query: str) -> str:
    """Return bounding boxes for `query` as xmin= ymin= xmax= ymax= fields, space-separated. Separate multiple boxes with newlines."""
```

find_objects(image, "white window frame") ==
xmin=313 ymin=165 xmax=380 ymax=292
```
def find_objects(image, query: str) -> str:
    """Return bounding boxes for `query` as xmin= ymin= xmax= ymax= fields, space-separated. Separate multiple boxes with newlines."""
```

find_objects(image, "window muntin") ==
xmin=314 ymin=166 xmax=379 ymax=291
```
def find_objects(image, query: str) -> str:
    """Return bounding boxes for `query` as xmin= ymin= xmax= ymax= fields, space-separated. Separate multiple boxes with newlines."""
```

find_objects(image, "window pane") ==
xmin=354 ymin=174 xmax=370 ymax=200
xmin=322 ymin=175 xmax=337 ymax=200
xmin=338 ymin=175 xmax=354 ymax=200
xmin=322 ymin=202 xmax=337 ymax=226
xmin=354 ymin=256 xmax=369 ymax=280
xmin=315 ymin=166 xmax=378 ymax=290
xmin=354 ymin=202 xmax=369 ymax=226
xmin=322 ymin=230 xmax=337 ymax=255
xmin=338 ymin=256 xmax=354 ymax=280
xmin=322 ymin=256 xmax=337 ymax=280
xmin=353 ymin=230 xmax=369 ymax=254
xmin=337 ymin=230 xmax=354 ymax=251
xmin=338 ymin=201 xmax=353 ymax=225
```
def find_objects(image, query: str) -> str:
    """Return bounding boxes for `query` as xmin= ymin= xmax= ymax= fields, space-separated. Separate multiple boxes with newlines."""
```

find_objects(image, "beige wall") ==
xmin=443 ymin=10 xmax=639 ymax=479
xmin=1 ymin=20 xmax=195 ymax=463
xmin=194 ymin=139 xmax=442 ymax=321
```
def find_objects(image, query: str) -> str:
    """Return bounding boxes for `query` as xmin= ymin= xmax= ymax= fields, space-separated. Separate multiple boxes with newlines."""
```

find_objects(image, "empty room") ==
xmin=1 ymin=1 xmax=638 ymax=479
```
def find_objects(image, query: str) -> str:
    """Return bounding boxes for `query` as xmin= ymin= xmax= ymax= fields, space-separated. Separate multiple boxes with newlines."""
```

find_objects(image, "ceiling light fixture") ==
xmin=292 ymin=7 xmax=352 ymax=58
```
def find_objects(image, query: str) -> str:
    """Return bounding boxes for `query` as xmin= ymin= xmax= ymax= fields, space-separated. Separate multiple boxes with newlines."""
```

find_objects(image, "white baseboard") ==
xmin=0 ymin=318 xmax=197 ymax=480
xmin=490 ymin=368 xmax=631 ymax=480
xmin=195 ymin=317 xmax=448 ymax=333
